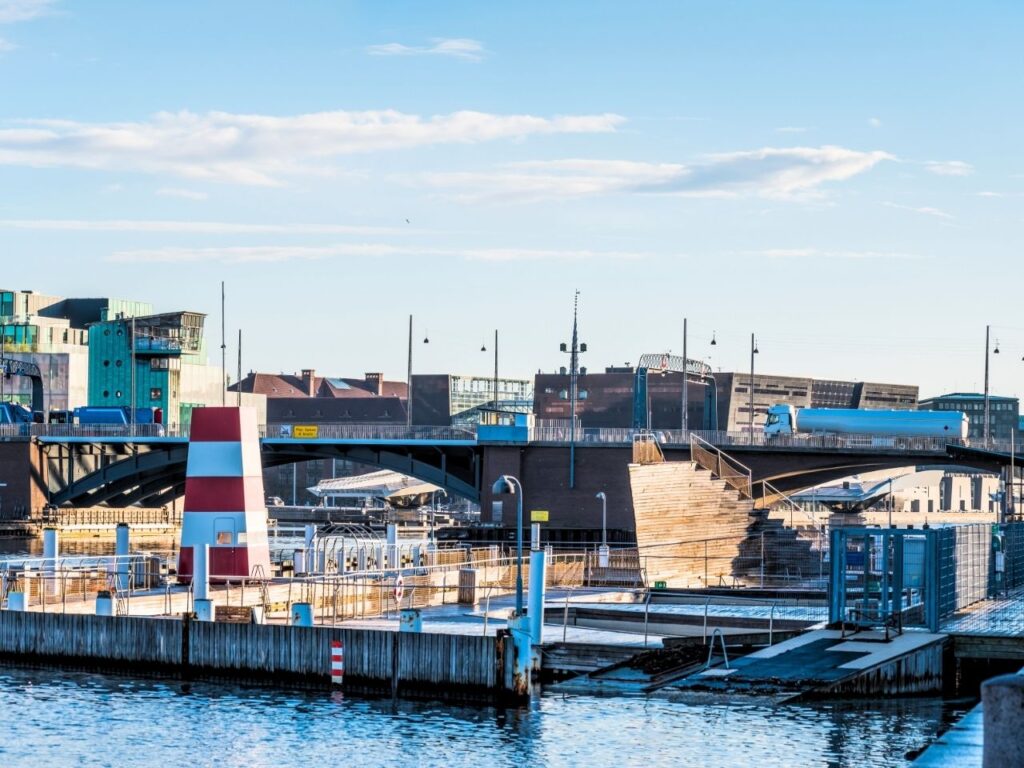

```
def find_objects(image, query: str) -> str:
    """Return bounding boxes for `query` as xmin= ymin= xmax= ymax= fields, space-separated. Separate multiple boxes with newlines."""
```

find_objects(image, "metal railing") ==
xmin=11 ymin=419 xmax=1008 ymax=457
xmin=690 ymin=433 xmax=753 ymax=497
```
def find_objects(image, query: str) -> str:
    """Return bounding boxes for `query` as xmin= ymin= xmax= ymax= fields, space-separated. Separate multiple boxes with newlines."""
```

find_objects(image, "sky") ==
xmin=0 ymin=0 xmax=1022 ymax=399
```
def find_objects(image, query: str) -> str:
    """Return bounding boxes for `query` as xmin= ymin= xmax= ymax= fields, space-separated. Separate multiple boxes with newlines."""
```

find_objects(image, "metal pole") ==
xmin=130 ymin=315 xmax=136 ymax=435
xmin=514 ymin=477 xmax=524 ymax=615
xmin=220 ymin=281 xmax=226 ymax=407
xmin=750 ymin=332 xmax=756 ymax=445
xmin=493 ymin=329 xmax=499 ymax=410
xmin=236 ymin=329 xmax=242 ymax=407
xmin=682 ymin=317 xmax=688 ymax=434
xmin=406 ymin=315 xmax=413 ymax=427
xmin=984 ymin=324 xmax=991 ymax=446
xmin=602 ymin=493 xmax=607 ymax=547
xmin=569 ymin=293 xmax=579 ymax=489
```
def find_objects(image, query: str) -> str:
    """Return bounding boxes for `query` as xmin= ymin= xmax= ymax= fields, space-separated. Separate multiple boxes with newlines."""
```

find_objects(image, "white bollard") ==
xmin=386 ymin=523 xmax=398 ymax=569
xmin=194 ymin=543 xmax=209 ymax=601
xmin=7 ymin=591 xmax=26 ymax=611
xmin=528 ymin=549 xmax=547 ymax=646
xmin=95 ymin=590 xmax=114 ymax=616
xmin=598 ymin=544 xmax=611 ymax=569
xmin=194 ymin=598 xmax=215 ymax=622
xmin=294 ymin=548 xmax=306 ymax=576
xmin=115 ymin=523 xmax=130 ymax=592
xmin=292 ymin=602 xmax=313 ymax=627
xmin=42 ymin=527 xmax=59 ymax=597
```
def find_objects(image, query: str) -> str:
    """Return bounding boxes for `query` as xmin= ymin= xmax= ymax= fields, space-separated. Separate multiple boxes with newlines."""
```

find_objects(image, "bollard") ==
xmin=598 ymin=544 xmax=610 ymax=569
xmin=194 ymin=543 xmax=210 ymax=601
xmin=95 ymin=590 xmax=114 ymax=616
xmin=507 ymin=612 xmax=533 ymax=698
xmin=528 ymin=549 xmax=547 ymax=646
xmin=386 ymin=523 xmax=398 ymax=569
xmin=42 ymin=527 xmax=59 ymax=597
xmin=7 ymin=591 xmax=26 ymax=612
xmin=115 ymin=523 xmax=130 ymax=592
xmin=194 ymin=598 xmax=215 ymax=622
xmin=292 ymin=602 xmax=314 ymax=627
xmin=399 ymin=608 xmax=422 ymax=633
xmin=983 ymin=674 xmax=1024 ymax=767
xmin=294 ymin=548 xmax=306 ymax=576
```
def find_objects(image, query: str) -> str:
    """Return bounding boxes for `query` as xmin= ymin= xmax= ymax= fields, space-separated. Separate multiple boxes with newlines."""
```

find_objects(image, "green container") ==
xmin=653 ymin=580 xmax=667 ymax=590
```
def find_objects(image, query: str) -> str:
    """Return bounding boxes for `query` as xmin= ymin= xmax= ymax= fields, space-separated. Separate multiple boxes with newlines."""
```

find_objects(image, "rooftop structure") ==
xmin=230 ymin=370 xmax=408 ymax=400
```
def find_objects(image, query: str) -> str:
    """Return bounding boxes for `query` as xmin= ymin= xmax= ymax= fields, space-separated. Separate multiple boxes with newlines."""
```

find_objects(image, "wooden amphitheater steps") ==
xmin=629 ymin=461 xmax=818 ymax=588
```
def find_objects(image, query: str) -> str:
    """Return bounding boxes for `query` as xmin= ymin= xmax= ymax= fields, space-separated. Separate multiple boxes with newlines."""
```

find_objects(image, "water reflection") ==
xmin=0 ymin=665 xmax=967 ymax=768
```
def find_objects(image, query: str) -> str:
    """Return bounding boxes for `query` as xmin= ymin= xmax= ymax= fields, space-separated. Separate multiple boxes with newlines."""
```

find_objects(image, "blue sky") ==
xmin=0 ymin=1 xmax=1021 ymax=398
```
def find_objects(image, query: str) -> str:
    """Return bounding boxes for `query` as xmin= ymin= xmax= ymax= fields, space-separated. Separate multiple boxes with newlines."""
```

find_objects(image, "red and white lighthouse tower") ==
xmin=177 ymin=406 xmax=271 ymax=581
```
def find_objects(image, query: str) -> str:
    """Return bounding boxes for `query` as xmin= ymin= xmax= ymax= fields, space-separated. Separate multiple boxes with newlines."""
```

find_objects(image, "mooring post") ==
xmin=528 ymin=526 xmax=547 ymax=647
xmin=507 ymin=612 xmax=533 ymax=698
xmin=983 ymin=674 xmax=1024 ymax=767
xmin=194 ymin=544 xmax=215 ymax=622
xmin=115 ymin=523 xmax=130 ymax=593
xmin=42 ymin=527 xmax=59 ymax=598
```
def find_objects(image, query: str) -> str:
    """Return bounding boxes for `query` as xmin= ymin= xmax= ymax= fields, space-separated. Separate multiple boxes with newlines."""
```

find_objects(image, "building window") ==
xmin=579 ymin=390 xmax=589 ymax=400
xmin=150 ymin=388 xmax=162 ymax=401
xmin=115 ymin=359 xmax=123 ymax=367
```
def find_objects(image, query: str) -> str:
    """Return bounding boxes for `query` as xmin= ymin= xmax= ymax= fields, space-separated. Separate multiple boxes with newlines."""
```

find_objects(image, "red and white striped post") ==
xmin=330 ymin=640 xmax=344 ymax=686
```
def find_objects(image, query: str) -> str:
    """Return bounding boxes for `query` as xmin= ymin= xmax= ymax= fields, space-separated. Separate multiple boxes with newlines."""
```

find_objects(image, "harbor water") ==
xmin=0 ymin=664 xmax=969 ymax=768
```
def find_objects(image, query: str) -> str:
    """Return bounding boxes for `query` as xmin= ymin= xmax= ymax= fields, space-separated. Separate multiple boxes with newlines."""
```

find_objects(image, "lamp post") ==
xmin=560 ymin=292 xmax=586 ymax=488
xmin=492 ymin=474 xmax=524 ymax=615
xmin=750 ymin=333 xmax=759 ymax=445
xmin=595 ymin=491 xmax=609 ymax=568
xmin=681 ymin=318 xmax=688 ymax=434
xmin=595 ymin=491 xmax=607 ymax=546
xmin=406 ymin=316 xmax=430 ymax=428
xmin=888 ymin=478 xmax=894 ymax=528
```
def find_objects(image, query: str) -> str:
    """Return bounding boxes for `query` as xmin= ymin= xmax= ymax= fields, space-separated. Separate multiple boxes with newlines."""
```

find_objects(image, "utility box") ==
xmin=399 ymin=608 xmax=423 ymax=633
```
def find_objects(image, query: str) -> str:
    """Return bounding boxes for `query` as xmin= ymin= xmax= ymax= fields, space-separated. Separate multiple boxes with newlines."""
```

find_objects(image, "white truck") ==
xmin=764 ymin=404 xmax=968 ymax=439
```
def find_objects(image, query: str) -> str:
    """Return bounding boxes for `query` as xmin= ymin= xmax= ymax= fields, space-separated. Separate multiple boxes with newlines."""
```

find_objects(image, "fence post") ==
xmin=760 ymin=531 xmax=765 ymax=588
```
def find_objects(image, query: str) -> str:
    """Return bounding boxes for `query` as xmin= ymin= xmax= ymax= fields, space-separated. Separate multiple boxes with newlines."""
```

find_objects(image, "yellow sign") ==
xmin=292 ymin=425 xmax=319 ymax=439
xmin=530 ymin=510 xmax=549 ymax=523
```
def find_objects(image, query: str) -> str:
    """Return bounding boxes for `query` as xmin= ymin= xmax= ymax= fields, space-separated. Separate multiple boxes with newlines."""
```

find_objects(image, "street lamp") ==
xmin=595 ymin=491 xmax=609 ymax=568
xmin=888 ymin=477 xmax=894 ymax=528
xmin=750 ymin=333 xmax=759 ymax=445
xmin=595 ymin=491 xmax=607 ymax=546
xmin=492 ymin=474 xmax=524 ymax=615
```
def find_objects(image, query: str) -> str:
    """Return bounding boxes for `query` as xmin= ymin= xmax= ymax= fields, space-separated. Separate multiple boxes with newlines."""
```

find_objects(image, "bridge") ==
xmin=21 ymin=422 xmax=1020 ymax=533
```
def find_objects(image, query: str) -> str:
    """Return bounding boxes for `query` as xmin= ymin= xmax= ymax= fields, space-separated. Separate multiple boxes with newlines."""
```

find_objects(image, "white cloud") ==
xmin=751 ymin=247 xmax=924 ymax=260
xmin=105 ymin=243 xmax=650 ymax=264
xmin=0 ymin=108 xmax=623 ymax=185
xmin=975 ymin=191 xmax=1005 ymax=198
xmin=156 ymin=187 xmax=209 ymax=201
xmin=367 ymin=38 xmax=486 ymax=62
xmin=425 ymin=146 xmax=892 ymax=202
xmin=883 ymin=202 xmax=954 ymax=220
xmin=0 ymin=218 xmax=403 ymax=235
xmin=924 ymin=160 xmax=973 ymax=177
xmin=868 ymin=117 xmax=882 ymax=128
xmin=0 ymin=0 xmax=55 ymax=24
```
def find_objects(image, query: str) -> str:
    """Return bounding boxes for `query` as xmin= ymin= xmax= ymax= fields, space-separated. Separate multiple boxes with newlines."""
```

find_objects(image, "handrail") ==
xmin=704 ymin=627 xmax=730 ymax=670
xmin=690 ymin=433 xmax=753 ymax=498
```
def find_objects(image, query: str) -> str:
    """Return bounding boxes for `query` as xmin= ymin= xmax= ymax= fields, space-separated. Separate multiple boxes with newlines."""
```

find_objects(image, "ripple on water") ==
xmin=0 ymin=666 xmax=967 ymax=768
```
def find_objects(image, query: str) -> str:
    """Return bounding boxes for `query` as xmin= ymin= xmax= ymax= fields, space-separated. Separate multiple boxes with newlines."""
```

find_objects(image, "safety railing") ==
xmin=690 ymin=433 xmax=753 ymax=498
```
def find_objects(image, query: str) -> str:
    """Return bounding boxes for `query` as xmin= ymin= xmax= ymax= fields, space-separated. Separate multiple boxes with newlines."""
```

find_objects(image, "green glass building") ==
xmin=87 ymin=311 xmax=215 ymax=431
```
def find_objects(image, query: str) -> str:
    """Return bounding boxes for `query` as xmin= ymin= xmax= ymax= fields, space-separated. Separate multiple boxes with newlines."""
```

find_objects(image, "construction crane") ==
xmin=632 ymin=353 xmax=718 ymax=432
